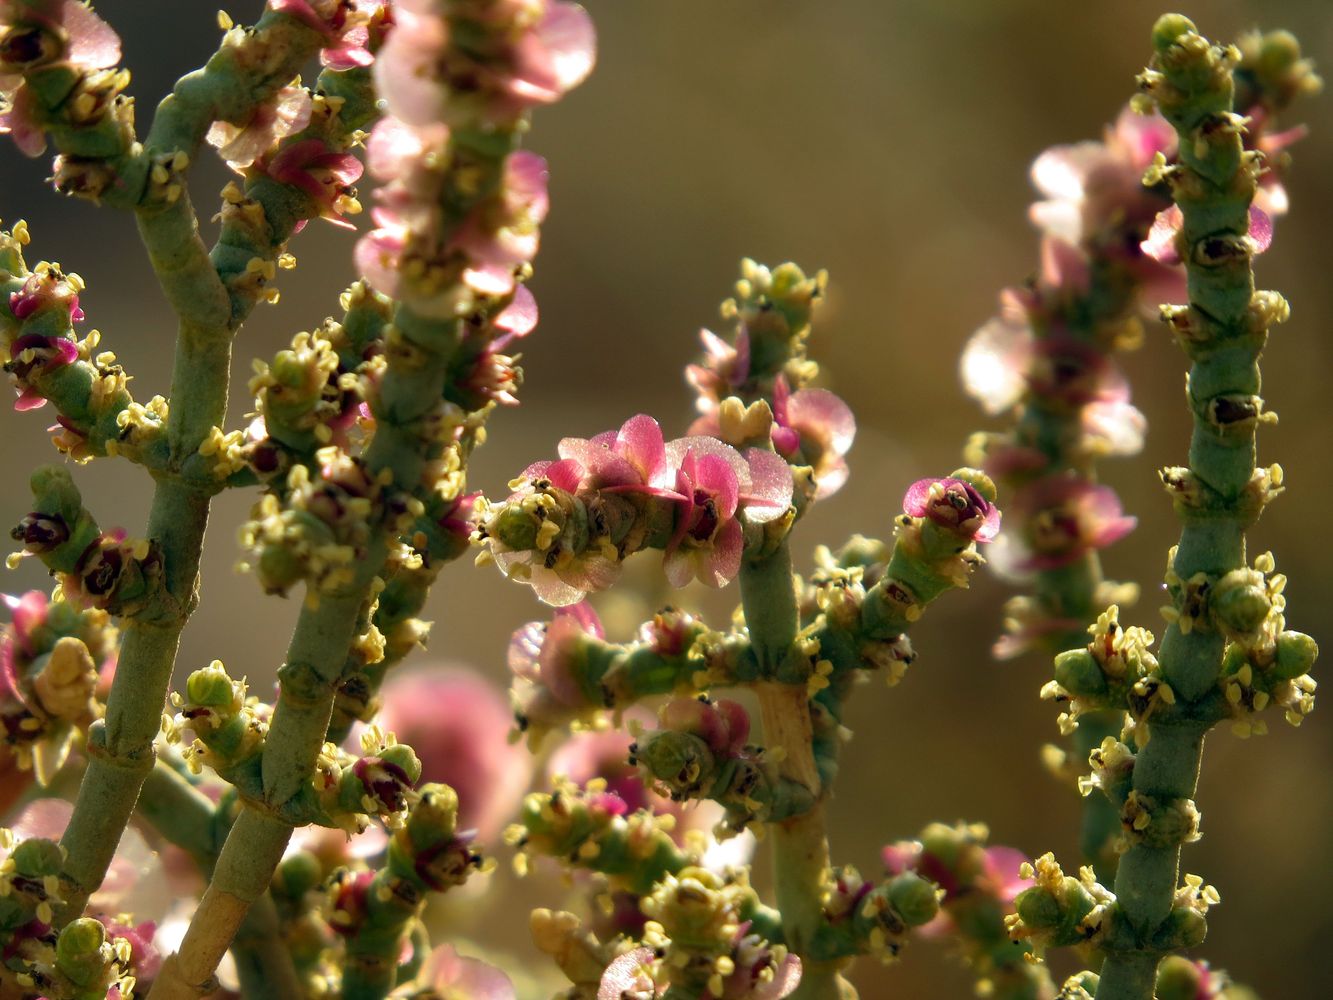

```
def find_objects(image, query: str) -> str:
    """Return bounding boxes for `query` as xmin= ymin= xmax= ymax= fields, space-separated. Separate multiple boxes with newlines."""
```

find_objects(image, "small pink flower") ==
xmin=398 ymin=944 xmax=515 ymax=1000
xmin=662 ymin=437 xmax=793 ymax=589
xmin=376 ymin=666 xmax=532 ymax=845
xmin=263 ymin=137 xmax=363 ymax=229
xmin=269 ymin=0 xmax=379 ymax=70
xmin=0 ymin=0 xmax=122 ymax=156
xmin=1007 ymin=476 xmax=1136 ymax=570
xmin=768 ymin=376 xmax=855 ymax=498
xmin=686 ymin=327 xmax=751 ymax=411
xmin=960 ymin=310 xmax=1033 ymax=416
xmin=1141 ymin=203 xmax=1273 ymax=266
xmin=453 ymin=150 xmax=550 ymax=297
xmin=903 ymin=477 xmax=1001 ymax=542
xmin=206 ymin=84 xmax=312 ymax=169
xmin=508 ymin=601 xmax=604 ymax=732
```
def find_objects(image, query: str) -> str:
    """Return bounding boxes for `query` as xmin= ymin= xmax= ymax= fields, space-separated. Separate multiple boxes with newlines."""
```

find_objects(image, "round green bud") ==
xmin=12 ymin=837 xmax=65 ymax=877
xmin=186 ymin=663 xmax=236 ymax=708
xmin=948 ymin=467 xmax=997 ymax=505
xmin=637 ymin=731 xmax=713 ymax=798
xmin=380 ymin=742 xmax=423 ymax=785
xmin=1014 ymin=886 xmax=1062 ymax=930
xmin=918 ymin=823 xmax=964 ymax=870
xmin=407 ymin=783 xmax=461 ymax=844
xmin=1152 ymin=905 xmax=1208 ymax=950
xmin=1210 ymin=570 xmax=1271 ymax=635
xmin=1257 ymin=30 xmax=1302 ymax=74
xmin=56 ymin=917 xmax=106 ymax=963
xmin=1156 ymin=956 xmax=1207 ymax=1000
xmin=1273 ymin=631 xmax=1318 ymax=680
xmin=1152 ymin=14 xmax=1197 ymax=53
xmin=887 ymin=872 xmax=940 ymax=927
xmin=488 ymin=503 xmax=541 ymax=552
xmin=272 ymin=851 xmax=323 ymax=900
xmin=1054 ymin=648 xmax=1109 ymax=698
xmin=256 ymin=543 xmax=307 ymax=594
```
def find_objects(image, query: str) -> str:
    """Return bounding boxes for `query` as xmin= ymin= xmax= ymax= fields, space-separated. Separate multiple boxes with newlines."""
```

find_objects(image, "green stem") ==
xmin=741 ymin=541 xmax=848 ymax=999
xmin=1098 ymin=16 xmax=1279 ymax=997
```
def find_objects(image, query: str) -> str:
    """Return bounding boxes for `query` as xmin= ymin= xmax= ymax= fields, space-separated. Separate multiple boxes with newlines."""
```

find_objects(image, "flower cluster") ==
xmin=0 ymin=590 xmax=115 ymax=797
xmin=482 ymin=413 xmax=794 ymax=604
xmin=0 ymin=0 xmax=124 ymax=157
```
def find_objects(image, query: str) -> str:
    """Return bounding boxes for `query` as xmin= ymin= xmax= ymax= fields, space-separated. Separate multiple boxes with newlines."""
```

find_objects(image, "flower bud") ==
xmin=186 ymin=662 xmax=237 ymax=708
xmin=12 ymin=836 xmax=64 ymax=877
xmin=56 ymin=916 xmax=106 ymax=963
xmin=1210 ymin=569 xmax=1272 ymax=635
xmin=1014 ymin=885 xmax=1062 ymax=930
xmin=887 ymin=871 xmax=939 ymax=927
xmin=1151 ymin=905 xmax=1208 ymax=950
xmin=1152 ymin=14 xmax=1197 ymax=53
xmin=1273 ymin=630 xmax=1318 ymax=680
xmin=273 ymin=851 xmax=323 ymax=901
xmin=1054 ymin=648 xmax=1109 ymax=698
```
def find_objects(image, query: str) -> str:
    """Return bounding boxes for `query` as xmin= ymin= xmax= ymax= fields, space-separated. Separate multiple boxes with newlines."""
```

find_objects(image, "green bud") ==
xmin=1014 ymin=885 xmax=1061 ymax=930
xmin=1152 ymin=14 xmax=1197 ymax=53
xmin=1054 ymin=648 xmax=1109 ymax=698
xmin=256 ymin=542 xmax=307 ymax=594
xmin=1257 ymin=30 xmax=1302 ymax=75
xmin=380 ymin=742 xmax=423 ymax=785
xmin=1152 ymin=905 xmax=1208 ymax=950
xmin=488 ymin=503 xmax=541 ymax=551
xmin=1156 ymin=956 xmax=1207 ymax=1000
xmin=886 ymin=872 xmax=939 ymax=927
xmin=186 ymin=663 xmax=236 ymax=708
xmin=1273 ymin=631 xmax=1318 ymax=680
xmin=12 ymin=837 xmax=65 ymax=877
xmin=1210 ymin=570 xmax=1271 ymax=635
xmin=272 ymin=851 xmax=323 ymax=900
xmin=948 ymin=467 xmax=997 ymax=505
xmin=56 ymin=917 xmax=106 ymax=963
xmin=636 ymin=731 xmax=714 ymax=799
xmin=407 ymin=783 xmax=460 ymax=845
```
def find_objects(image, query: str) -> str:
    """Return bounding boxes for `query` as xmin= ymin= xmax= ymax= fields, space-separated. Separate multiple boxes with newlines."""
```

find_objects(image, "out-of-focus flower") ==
xmin=508 ymin=601 xmax=603 ymax=733
xmin=376 ymin=665 xmax=533 ymax=845
xmin=1004 ymin=476 xmax=1137 ymax=571
xmin=389 ymin=943 xmax=515 ymax=999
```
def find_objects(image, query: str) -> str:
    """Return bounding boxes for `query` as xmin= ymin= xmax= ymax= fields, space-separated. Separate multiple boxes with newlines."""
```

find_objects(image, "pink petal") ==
xmin=536 ymin=2 xmax=597 ymax=94
xmin=505 ymin=150 xmax=551 ymax=222
xmin=616 ymin=414 xmax=669 ymax=487
xmin=703 ymin=519 xmax=744 ymax=588
xmin=1040 ymin=236 xmax=1090 ymax=294
xmin=373 ymin=13 xmax=448 ymax=125
xmin=1247 ymin=205 xmax=1272 ymax=255
xmin=598 ymin=947 xmax=658 ymax=1000
xmin=494 ymin=285 xmax=538 ymax=338
xmin=1141 ymin=204 xmax=1183 ymax=265
xmin=662 ymin=547 xmax=695 ymax=590
xmin=6 ymin=797 xmax=72 ymax=847
xmin=1029 ymin=142 xmax=1102 ymax=202
xmin=421 ymin=945 xmax=516 ymax=998
xmin=754 ymin=955 xmax=803 ymax=1000
xmin=740 ymin=448 xmax=794 ymax=523
xmin=960 ymin=314 xmax=1033 ymax=415
xmin=528 ymin=568 xmax=587 ymax=607
xmin=60 ymin=0 xmax=122 ymax=69
xmin=783 ymin=388 xmax=855 ymax=456
xmin=665 ymin=436 xmax=748 ymax=489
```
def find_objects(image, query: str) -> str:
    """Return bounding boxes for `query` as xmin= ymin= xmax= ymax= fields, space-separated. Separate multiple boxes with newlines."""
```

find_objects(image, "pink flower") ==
xmin=206 ymin=84 xmax=312 ymax=170
xmin=599 ymin=943 xmax=801 ymax=1000
xmin=0 ymin=0 xmax=121 ymax=156
xmin=392 ymin=944 xmax=514 ymax=999
xmin=508 ymin=601 xmax=604 ymax=733
xmin=454 ymin=286 xmax=539 ymax=407
xmin=662 ymin=437 xmax=793 ymax=589
xmin=269 ymin=0 xmax=380 ymax=70
xmin=453 ymin=150 xmax=550 ymax=297
xmin=770 ymin=376 xmax=854 ymax=498
xmin=262 ymin=137 xmax=363 ymax=229
xmin=903 ymin=478 xmax=1001 ymax=542
xmin=1141 ymin=203 xmax=1274 ymax=266
xmin=1029 ymin=106 xmax=1176 ymax=246
xmin=1006 ymin=476 xmax=1136 ymax=571
xmin=375 ymin=666 xmax=532 ymax=845
xmin=374 ymin=0 xmax=595 ymax=127
xmin=658 ymin=696 xmax=751 ymax=757
xmin=686 ymin=327 xmax=751 ymax=411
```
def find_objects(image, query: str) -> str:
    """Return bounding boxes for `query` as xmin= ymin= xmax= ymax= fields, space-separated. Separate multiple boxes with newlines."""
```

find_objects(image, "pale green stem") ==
xmin=741 ymin=541 xmax=850 ymax=999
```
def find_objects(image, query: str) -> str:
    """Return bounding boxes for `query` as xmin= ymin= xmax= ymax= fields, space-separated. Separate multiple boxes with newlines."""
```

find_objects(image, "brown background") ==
xmin=2 ymin=1 xmax=1330 ymax=995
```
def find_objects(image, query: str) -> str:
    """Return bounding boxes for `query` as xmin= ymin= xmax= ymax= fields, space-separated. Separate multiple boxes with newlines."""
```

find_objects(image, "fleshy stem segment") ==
xmin=1094 ymin=16 xmax=1315 ymax=998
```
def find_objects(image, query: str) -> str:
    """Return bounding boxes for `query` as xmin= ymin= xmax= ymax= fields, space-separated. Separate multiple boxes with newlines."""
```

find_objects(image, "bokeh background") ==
xmin=3 ymin=1 xmax=1331 ymax=995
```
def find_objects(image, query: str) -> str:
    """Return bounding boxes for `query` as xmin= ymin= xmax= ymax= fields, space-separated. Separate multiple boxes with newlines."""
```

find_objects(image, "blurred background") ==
xmin=3 ymin=0 xmax=1331 ymax=995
